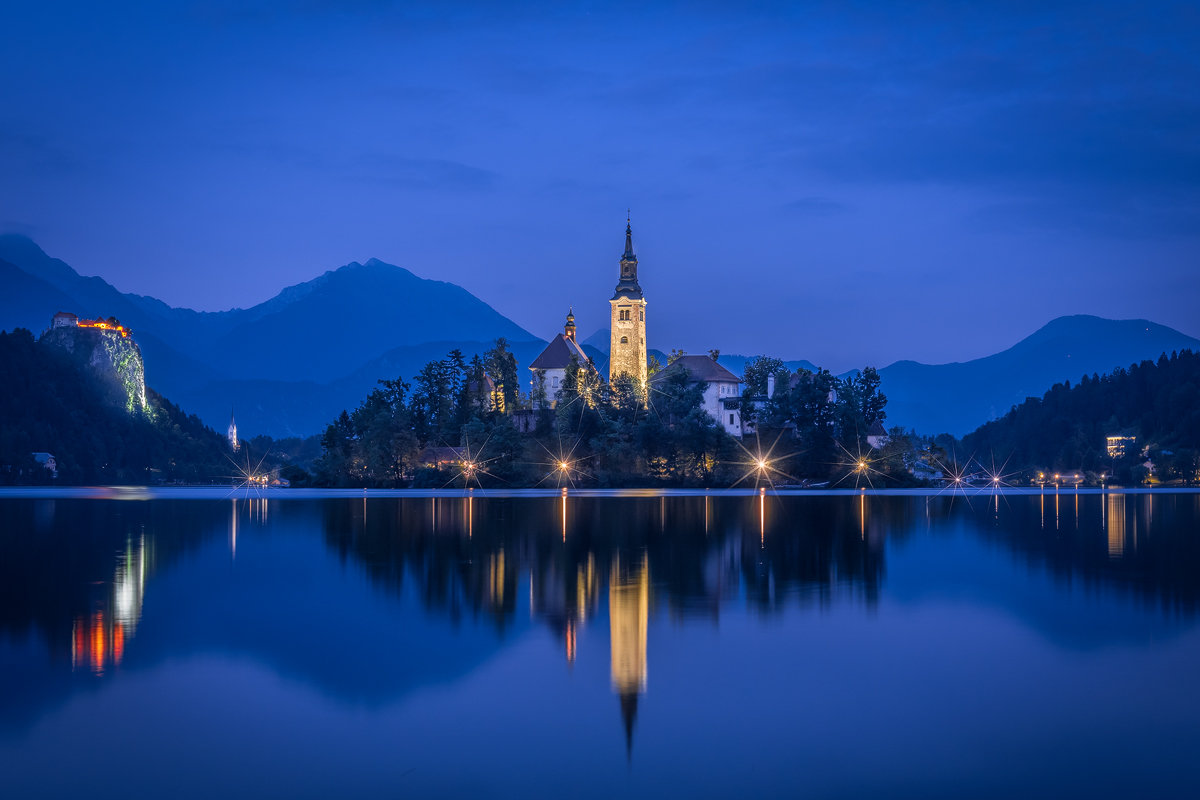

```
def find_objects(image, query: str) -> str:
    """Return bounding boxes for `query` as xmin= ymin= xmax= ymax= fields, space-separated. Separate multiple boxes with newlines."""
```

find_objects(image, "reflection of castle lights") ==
xmin=71 ymin=536 xmax=146 ymax=675
xmin=565 ymin=619 xmax=577 ymax=664
xmin=72 ymin=612 xmax=124 ymax=674
xmin=114 ymin=535 xmax=146 ymax=633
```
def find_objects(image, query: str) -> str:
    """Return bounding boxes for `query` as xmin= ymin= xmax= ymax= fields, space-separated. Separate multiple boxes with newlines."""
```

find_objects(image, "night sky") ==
xmin=2 ymin=1 xmax=1198 ymax=372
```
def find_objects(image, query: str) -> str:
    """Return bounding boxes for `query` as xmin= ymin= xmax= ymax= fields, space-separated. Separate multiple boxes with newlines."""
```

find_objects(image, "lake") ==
xmin=1 ymin=489 xmax=1199 ymax=799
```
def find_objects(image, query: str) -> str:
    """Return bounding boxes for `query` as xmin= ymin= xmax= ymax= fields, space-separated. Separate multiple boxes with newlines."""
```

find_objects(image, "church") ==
xmin=527 ymin=219 xmax=749 ymax=435
xmin=528 ymin=308 xmax=590 ymax=406
xmin=607 ymin=219 xmax=648 ymax=387
xmin=528 ymin=220 xmax=649 ymax=405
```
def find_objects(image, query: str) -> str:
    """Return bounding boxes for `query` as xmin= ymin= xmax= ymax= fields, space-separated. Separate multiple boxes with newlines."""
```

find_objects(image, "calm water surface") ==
xmin=2 ymin=491 xmax=1199 ymax=799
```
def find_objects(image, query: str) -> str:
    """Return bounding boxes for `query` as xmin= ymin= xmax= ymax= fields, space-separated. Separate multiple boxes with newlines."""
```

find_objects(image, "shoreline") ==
xmin=1 ymin=485 xmax=1197 ymax=500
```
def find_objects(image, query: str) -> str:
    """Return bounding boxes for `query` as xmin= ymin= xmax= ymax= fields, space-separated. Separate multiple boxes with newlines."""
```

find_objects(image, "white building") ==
xmin=648 ymin=355 xmax=744 ymax=437
xmin=529 ymin=309 xmax=592 ymax=408
xmin=867 ymin=419 xmax=890 ymax=449
xmin=32 ymin=452 xmax=57 ymax=478
xmin=228 ymin=409 xmax=239 ymax=452
xmin=51 ymin=311 xmax=78 ymax=328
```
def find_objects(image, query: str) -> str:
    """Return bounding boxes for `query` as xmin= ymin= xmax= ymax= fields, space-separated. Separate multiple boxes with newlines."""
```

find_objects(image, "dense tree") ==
xmin=836 ymin=366 xmax=887 ymax=451
xmin=305 ymin=339 xmax=924 ymax=488
xmin=741 ymin=355 xmax=785 ymax=397
xmin=963 ymin=349 xmax=1200 ymax=482
xmin=485 ymin=337 xmax=522 ymax=412
xmin=0 ymin=328 xmax=234 ymax=485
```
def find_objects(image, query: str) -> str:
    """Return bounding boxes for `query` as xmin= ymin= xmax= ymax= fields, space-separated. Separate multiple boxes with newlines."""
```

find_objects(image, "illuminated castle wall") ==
xmin=608 ymin=221 xmax=648 ymax=388
xmin=43 ymin=313 xmax=147 ymax=413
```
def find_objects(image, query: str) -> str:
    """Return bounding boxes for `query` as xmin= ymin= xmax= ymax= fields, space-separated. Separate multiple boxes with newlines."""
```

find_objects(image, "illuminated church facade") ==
xmin=607 ymin=221 xmax=648 ymax=387
xmin=529 ymin=220 xmax=649 ymax=405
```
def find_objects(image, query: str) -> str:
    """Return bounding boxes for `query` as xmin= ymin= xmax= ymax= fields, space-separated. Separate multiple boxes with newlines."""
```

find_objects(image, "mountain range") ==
xmin=2 ymin=234 xmax=1197 ymax=438
xmin=0 ymin=235 xmax=544 ymax=436
xmin=875 ymin=315 xmax=1200 ymax=435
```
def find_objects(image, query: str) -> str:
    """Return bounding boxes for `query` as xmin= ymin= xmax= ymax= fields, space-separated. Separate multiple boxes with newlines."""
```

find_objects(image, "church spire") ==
xmin=228 ymin=407 xmax=239 ymax=452
xmin=614 ymin=215 xmax=641 ymax=298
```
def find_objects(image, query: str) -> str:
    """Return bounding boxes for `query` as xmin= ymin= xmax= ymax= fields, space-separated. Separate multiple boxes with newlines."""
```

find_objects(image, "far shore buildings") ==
xmin=228 ymin=409 xmax=239 ymax=452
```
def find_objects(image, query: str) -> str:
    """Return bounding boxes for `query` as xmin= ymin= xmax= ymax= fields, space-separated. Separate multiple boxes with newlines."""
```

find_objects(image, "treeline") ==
xmin=0 ymin=328 xmax=235 ymax=485
xmin=963 ymin=349 xmax=1200 ymax=482
xmin=304 ymin=343 xmax=918 ymax=488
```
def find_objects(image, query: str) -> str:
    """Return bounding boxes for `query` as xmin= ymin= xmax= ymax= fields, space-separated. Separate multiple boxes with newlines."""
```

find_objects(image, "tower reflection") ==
xmin=609 ymin=552 xmax=649 ymax=756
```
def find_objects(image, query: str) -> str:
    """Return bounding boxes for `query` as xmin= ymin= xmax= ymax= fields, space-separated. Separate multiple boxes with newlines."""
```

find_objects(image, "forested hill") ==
xmin=963 ymin=349 xmax=1200 ymax=479
xmin=0 ymin=328 xmax=235 ymax=485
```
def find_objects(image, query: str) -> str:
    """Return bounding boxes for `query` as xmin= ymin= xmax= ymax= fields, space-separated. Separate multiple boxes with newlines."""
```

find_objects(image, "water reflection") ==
xmin=2 ymin=492 xmax=1200 ymax=745
xmin=1107 ymin=493 xmax=1126 ymax=558
xmin=610 ymin=553 xmax=649 ymax=755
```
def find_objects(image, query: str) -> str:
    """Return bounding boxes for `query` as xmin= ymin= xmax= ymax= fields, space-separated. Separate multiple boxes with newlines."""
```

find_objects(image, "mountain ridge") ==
xmin=877 ymin=315 xmax=1200 ymax=435
xmin=3 ymin=236 xmax=1196 ymax=439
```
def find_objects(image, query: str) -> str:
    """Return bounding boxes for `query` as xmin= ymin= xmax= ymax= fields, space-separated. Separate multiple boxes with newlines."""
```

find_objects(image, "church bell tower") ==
xmin=608 ymin=218 xmax=648 ymax=388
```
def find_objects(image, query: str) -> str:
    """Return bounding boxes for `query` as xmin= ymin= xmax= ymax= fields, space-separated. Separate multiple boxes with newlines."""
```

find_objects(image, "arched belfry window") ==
xmin=621 ymin=336 xmax=629 ymax=344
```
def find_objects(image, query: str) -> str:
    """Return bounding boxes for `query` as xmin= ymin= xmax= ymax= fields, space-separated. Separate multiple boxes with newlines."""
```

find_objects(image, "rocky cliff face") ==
xmin=41 ymin=326 xmax=147 ymax=413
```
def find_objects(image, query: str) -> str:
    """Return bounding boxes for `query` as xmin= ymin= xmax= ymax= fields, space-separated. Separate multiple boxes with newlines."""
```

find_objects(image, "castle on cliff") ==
xmin=44 ymin=311 xmax=147 ymax=412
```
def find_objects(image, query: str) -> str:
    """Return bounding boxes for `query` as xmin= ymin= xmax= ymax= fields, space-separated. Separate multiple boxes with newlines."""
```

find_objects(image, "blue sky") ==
xmin=2 ymin=1 xmax=1198 ymax=371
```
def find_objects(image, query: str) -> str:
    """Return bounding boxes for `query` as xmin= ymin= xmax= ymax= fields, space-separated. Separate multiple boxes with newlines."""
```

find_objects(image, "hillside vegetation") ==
xmin=0 ymin=328 xmax=235 ymax=484
xmin=963 ymin=349 xmax=1200 ymax=482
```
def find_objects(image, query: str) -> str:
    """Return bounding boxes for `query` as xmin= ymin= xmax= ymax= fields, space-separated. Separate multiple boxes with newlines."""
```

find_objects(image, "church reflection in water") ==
xmin=610 ymin=553 xmax=649 ymax=754
xmin=4 ymin=491 xmax=1200 ymax=750
xmin=325 ymin=493 xmax=890 ymax=746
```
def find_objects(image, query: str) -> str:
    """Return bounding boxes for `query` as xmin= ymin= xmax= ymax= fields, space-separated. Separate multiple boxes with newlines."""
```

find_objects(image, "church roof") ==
xmin=612 ymin=221 xmax=644 ymax=301
xmin=529 ymin=333 xmax=590 ymax=371
xmin=868 ymin=419 xmax=888 ymax=437
xmin=649 ymin=355 xmax=741 ymax=385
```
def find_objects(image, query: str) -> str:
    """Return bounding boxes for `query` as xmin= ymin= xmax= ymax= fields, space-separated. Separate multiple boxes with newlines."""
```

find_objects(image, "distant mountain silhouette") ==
xmin=5 ymin=237 xmax=1196 ymax=439
xmin=172 ymin=339 xmax=549 ymax=438
xmin=717 ymin=354 xmax=821 ymax=379
xmin=880 ymin=315 xmax=1200 ymax=435
xmin=581 ymin=327 xmax=611 ymax=353
xmin=0 ymin=258 xmax=80 ymax=334
xmin=0 ymin=236 xmax=543 ymax=436
xmin=202 ymin=258 xmax=536 ymax=382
